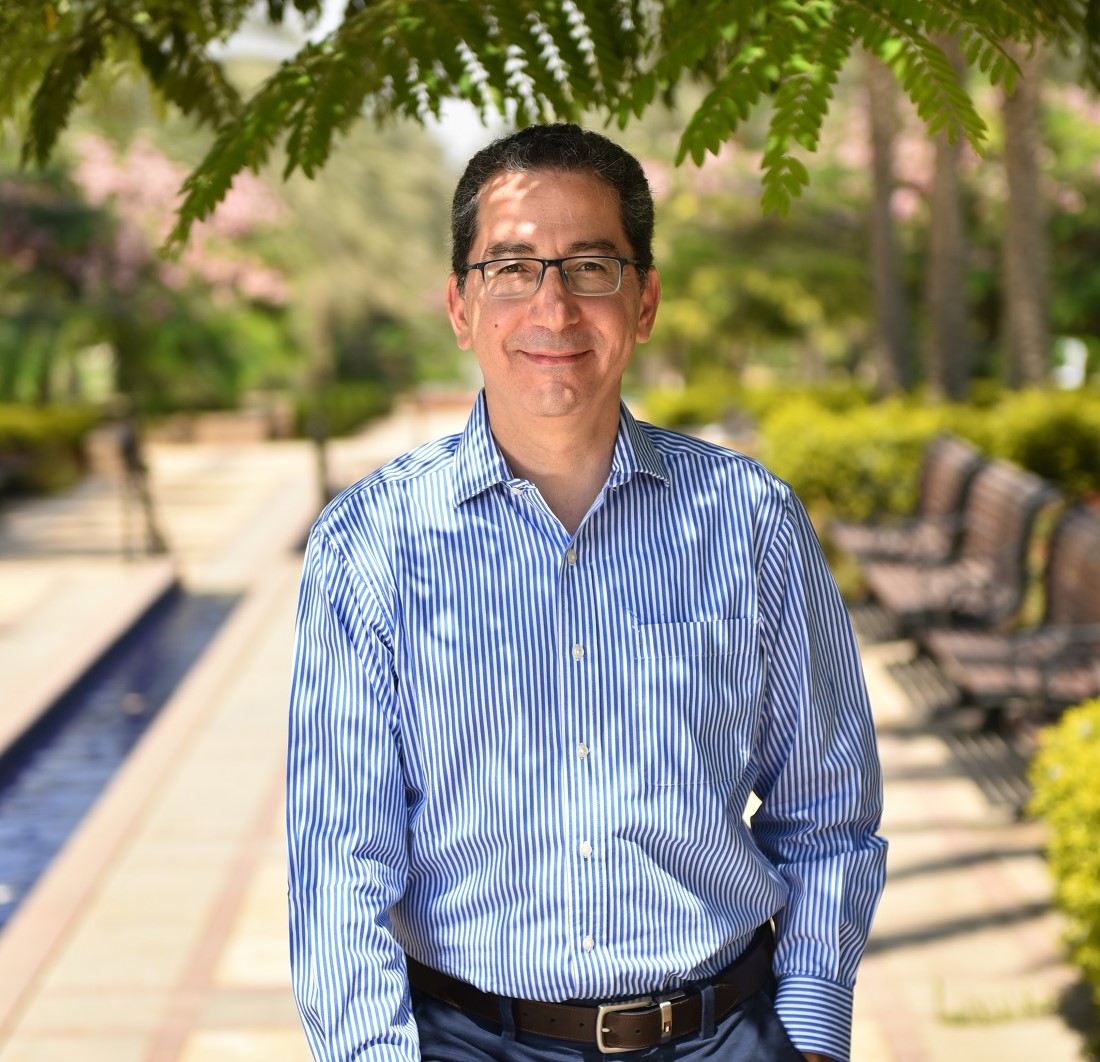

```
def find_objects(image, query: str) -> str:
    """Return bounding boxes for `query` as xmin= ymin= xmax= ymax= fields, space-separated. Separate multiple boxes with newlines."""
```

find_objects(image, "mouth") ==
xmin=520 ymin=349 xmax=590 ymax=365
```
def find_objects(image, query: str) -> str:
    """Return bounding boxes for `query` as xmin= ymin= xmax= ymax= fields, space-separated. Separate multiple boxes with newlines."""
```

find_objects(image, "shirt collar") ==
xmin=450 ymin=392 xmax=515 ymax=506
xmin=610 ymin=400 xmax=670 ymax=489
xmin=450 ymin=391 xmax=670 ymax=507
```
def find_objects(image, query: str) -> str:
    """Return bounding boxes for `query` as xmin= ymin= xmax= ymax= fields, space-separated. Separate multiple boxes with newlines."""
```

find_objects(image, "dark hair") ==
xmin=450 ymin=123 xmax=654 ymax=292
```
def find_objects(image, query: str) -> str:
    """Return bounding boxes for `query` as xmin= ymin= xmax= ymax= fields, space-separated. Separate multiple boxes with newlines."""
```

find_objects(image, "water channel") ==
xmin=0 ymin=589 xmax=239 ymax=933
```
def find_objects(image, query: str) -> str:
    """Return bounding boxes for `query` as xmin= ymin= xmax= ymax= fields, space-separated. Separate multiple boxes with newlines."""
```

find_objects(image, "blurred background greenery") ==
xmin=2 ymin=38 xmax=1099 ymax=521
xmin=1 ymin=53 xmax=462 ymax=491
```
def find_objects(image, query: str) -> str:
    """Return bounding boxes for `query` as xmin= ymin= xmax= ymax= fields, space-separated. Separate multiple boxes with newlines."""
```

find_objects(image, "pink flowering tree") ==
xmin=0 ymin=133 xmax=293 ymax=410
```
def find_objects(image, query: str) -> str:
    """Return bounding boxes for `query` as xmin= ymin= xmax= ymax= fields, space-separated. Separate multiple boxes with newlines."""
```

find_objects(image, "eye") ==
xmin=572 ymin=257 xmax=613 ymax=274
xmin=492 ymin=259 xmax=538 ymax=276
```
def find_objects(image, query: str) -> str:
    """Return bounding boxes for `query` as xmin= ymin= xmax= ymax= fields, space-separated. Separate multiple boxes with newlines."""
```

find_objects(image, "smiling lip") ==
xmin=521 ymin=349 xmax=590 ymax=364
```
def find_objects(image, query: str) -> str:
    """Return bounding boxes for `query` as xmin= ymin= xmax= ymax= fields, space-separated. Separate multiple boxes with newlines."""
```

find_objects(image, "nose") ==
xmin=528 ymin=263 xmax=581 ymax=328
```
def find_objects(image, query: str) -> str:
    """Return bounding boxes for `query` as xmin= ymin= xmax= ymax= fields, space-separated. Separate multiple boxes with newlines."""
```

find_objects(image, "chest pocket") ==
xmin=632 ymin=618 xmax=762 ymax=786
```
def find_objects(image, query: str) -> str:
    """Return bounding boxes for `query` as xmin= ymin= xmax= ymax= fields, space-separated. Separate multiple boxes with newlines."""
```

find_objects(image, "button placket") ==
xmin=560 ymin=531 xmax=603 ymax=975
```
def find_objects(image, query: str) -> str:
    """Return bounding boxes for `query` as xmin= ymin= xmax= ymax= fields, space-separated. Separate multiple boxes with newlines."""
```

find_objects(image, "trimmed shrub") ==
xmin=294 ymin=381 xmax=392 ymax=439
xmin=640 ymin=374 xmax=875 ymax=432
xmin=1029 ymin=698 xmax=1100 ymax=1031
xmin=983 ymin=389 xmax=1100 ymax=502
xmin=735 ymin=379 xmax=876 ymax=422
xmin=638 ymin=368 xmax=741 ymax=431
xmin=760 ymin=398 xmax=952 ymax=522
xmin=641 ymin=384 xmax=727 ymax=432
xmin=643 ymin=381 xmax=1100 ymax=521
xmin=0 ymin=404 xmax=99 ymax=495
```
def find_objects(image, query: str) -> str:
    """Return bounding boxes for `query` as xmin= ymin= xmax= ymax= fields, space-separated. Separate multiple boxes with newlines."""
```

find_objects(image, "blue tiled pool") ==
xmin=0 ymin=590 xmax=238 ymax=933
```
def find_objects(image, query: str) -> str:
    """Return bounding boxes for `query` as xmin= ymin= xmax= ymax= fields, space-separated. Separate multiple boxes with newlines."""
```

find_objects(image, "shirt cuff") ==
xmin=773 ymin=974 xmax=854 ymax=1062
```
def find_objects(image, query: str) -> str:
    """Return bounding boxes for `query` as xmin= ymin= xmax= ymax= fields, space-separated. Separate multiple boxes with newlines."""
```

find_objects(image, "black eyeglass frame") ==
xmin=458 ymin=255 xmax=646 ymax=299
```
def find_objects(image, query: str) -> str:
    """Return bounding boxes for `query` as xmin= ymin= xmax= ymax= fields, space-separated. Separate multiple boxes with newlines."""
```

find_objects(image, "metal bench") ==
xmin=920 ymin=503 xmax=1100 ymax=716
xmin=831 ymin=434 xmax=986 ymax=564
xmin=861 ymin=460 xmax=1061 ymax=633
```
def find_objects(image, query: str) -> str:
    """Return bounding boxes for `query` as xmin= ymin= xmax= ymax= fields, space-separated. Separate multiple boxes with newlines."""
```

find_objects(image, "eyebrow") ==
xmin=481 ymin=238 xmax=624 ymax=259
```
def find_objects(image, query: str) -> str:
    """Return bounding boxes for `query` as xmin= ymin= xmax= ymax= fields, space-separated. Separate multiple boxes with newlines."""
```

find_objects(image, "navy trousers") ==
xmin=411 ymin=983 xmax=806 ymax=1061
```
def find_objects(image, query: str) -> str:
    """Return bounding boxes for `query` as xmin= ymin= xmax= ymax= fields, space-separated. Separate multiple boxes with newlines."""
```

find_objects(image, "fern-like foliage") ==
xmin=168 ymin=0 xmax=648 ymax=245
xmin=131 ymin=25 xmax=242 ymax=130
xmin=2 ymin=0 xmax=256 ymax=164
xmin=20 ymin=9 xmax=107 ymax=165
xmin=655 ymin=0 xmax=1098 ymax=214
xmin=6 ymin=0 xmax=1100 ymax=245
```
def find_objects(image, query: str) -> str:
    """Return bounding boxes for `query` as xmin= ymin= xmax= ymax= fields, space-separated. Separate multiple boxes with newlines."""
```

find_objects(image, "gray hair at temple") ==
xmin=450 ymin=123 xmax=655 ymax=294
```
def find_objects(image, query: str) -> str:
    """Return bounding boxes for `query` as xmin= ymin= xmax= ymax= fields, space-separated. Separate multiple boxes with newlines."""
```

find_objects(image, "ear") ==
xmin=446 ymin=273 xmax=473 ymax=350
xmin=634 ymin=267 xmax=661 ymax=344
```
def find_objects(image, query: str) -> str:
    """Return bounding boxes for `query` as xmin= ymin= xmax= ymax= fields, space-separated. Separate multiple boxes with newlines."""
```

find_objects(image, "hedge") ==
xmin=760 ymin=398 xmax=951 ymax=522
xmin=293 ymin=381 xmax=393 ymax=439
xmin=0 ymin=404 xmax=99 ymax=495
xmin=642 ymin=381 xmax=1100 ymax=522
xmin=1029 ymin=697 xmax=1100 ymax=1039
xmin=984 ymin=390 xmax=1100 ymax=501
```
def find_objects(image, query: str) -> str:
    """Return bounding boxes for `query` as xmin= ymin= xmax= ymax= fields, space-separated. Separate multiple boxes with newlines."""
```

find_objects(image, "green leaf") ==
xmin=131 ymin=27 xmax=241 ymax=129
xmin=22 ymin=10 xmax=108 ymax=166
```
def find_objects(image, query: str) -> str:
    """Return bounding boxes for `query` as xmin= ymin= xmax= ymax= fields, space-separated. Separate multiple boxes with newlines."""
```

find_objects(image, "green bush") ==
xmin=982 ymin=389 xmax=1100 ymax=501
xmin=294 ymin=381 xmax=393 ymax=439
xmin=760 ymin=398 xmax=952 ymax=522
xmin=1029 ymin=698 xmax=1100 ymax=1031
xmin=640 ymin=374 xmax=875 ymax=432
xmin=735 ymin=378 xmax=876 ymax=421
xmin=639 ymin=368 xmax=741 ymax=430
xmin=643 ymin=381 xmax=1100 ymax=521
xmin=0 ymin=403 xmax=99 ymax=494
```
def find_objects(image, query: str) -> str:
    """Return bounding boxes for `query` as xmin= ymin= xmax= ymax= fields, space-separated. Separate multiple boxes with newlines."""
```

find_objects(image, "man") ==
xmin=288 ymin=123 xmax=887 ymax=1062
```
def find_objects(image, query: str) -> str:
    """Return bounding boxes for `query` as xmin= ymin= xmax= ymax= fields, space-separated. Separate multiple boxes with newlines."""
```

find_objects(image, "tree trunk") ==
xmin=924 ymin=37 xmax=969 ymax=401
xmin=33 ymin=314 xmax=62 ymax=405
xmin=865 ymin=53 xmax=913 ymax=395
xmin=1001 ymin=40 xmax=1049 ymax=388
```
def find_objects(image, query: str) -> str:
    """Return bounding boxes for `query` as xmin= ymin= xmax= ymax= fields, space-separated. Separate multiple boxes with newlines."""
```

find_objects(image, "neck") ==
xmin=486 ymin=398 xmax=620 ymax=536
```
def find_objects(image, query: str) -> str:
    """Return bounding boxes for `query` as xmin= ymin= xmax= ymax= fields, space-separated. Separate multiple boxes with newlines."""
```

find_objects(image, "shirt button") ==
xmin=583 ymin=935 xmax=595 ymax=952
xmin=571 ymin=644 xmax=585 ymax=661
xmin=580 ymin=841 xmax=593 ymax=859
xmin=510 ymin=484 xmax=524 ymax=495
xmin=565 ymin=548 xmax=578 ymax=566
xmin=577 ymin=742 xmax=590 ymax=759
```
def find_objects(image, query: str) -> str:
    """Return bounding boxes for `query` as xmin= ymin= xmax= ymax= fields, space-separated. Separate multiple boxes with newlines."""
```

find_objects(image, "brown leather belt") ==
xmin=406 ymin=922 xmax=775 ymax=1055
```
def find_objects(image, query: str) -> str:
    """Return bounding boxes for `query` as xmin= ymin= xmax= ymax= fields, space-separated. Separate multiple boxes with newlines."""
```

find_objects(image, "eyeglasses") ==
xmin=460 ymin=255 xmax=644 ymax=299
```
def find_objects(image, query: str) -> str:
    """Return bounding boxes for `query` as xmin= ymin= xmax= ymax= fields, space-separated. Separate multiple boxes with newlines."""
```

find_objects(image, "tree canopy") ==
xmin=3 ymin=0 xmax=1100 ymax=247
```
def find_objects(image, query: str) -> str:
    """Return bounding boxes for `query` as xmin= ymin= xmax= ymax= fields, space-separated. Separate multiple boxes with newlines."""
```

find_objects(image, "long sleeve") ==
xmin=284 ymin=403 xmax=887 ymax=1061
xmin=286 ymin=525 xmax=417 ymax=1062
xmin=751 ymin=493 xmax=888 ymax=1062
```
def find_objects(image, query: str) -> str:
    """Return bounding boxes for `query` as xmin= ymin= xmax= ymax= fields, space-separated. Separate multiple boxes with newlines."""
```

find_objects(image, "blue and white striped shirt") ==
xmin=287 ymin=393 xmax=887 ymax=1062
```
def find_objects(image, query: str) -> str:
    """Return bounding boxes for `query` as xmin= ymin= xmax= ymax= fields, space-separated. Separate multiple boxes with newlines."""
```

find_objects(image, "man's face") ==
xmin=446 ymin=167 xmax=660 ymax=426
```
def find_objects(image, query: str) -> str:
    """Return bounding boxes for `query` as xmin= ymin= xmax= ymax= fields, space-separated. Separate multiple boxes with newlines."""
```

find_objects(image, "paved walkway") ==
xmin=0 ymin=400 xmax=1091 ymax=1061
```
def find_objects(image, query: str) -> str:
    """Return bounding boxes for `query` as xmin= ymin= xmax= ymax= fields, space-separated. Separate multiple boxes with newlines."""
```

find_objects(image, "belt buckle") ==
xmin=594 ymin=996 xmax=654 ymax=1055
